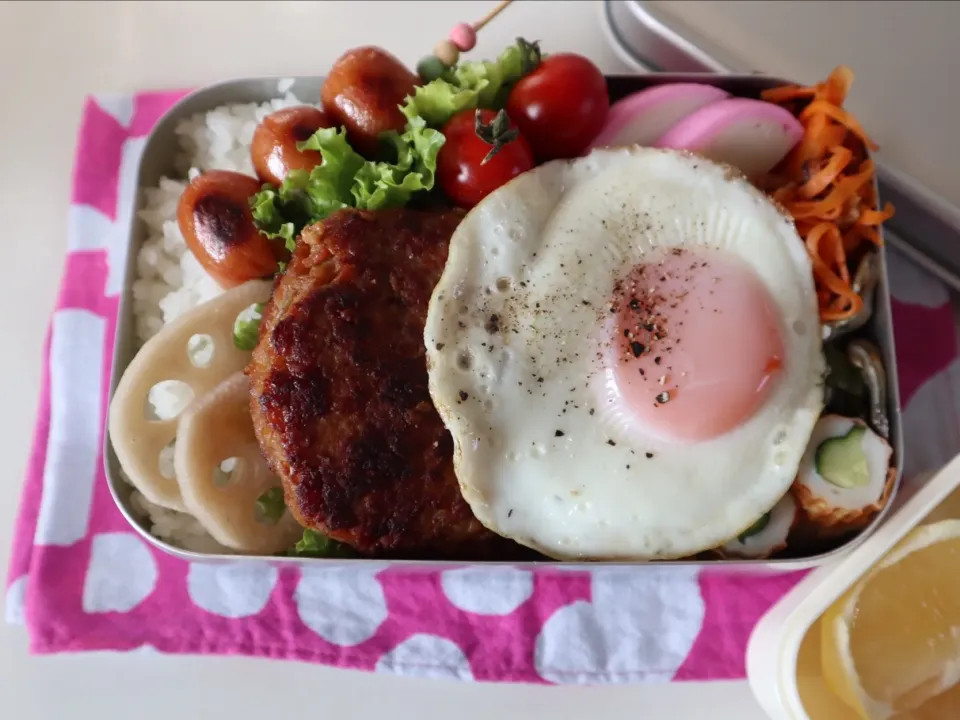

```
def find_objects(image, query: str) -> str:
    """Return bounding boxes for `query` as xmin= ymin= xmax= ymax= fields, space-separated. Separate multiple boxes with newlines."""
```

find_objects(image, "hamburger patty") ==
xmin=247 ymin=208 xmax=520 ymax=558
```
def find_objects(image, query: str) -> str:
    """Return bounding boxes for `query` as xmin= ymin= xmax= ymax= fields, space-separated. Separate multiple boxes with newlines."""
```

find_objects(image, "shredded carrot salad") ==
xmin=761 ymin=66 xmax=895 ymax=322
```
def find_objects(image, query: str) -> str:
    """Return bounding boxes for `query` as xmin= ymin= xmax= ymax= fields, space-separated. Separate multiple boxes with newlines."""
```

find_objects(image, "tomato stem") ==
xmin=515 ymin=37 xmax=542 ymax=75
xmin=474 ymin=109 xmax=520 ymax=165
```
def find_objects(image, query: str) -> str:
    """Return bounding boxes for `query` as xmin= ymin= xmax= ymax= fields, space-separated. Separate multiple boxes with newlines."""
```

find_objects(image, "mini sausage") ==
xmin=176 ymin=170 xmax=287 ymax=289
xmin=322 ymin=46 xmax=418 ymax=157
xmin=251 ymin=106 xmax=332 ymax=186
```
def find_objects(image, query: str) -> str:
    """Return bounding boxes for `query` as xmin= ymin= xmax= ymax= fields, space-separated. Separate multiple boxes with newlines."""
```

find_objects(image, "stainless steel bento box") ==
xmin=104 ymin=74 xmax=903 ymax=570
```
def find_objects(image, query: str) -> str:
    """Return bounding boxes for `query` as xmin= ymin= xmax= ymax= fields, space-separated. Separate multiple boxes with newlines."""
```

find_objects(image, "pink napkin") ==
xmin=4 ymin=92 xmax=959 ymax=684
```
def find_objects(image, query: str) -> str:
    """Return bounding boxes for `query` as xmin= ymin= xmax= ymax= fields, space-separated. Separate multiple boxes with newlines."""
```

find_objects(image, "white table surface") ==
xmin=2 ymin=1 xmax=953 ymax=717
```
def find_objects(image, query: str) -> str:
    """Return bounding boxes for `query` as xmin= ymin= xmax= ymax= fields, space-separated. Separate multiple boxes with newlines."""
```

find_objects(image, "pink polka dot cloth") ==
xmin=4 ymin=92 xmax=960 ymax=684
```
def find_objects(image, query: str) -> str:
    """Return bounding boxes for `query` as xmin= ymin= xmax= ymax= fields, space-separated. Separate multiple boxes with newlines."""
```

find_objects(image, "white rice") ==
xmin=123 ymin=80 xmax=306 ymax=552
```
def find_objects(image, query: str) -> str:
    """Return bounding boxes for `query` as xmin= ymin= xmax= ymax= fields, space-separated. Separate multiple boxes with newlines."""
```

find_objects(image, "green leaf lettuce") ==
xmin=290 ymin=529 xmax=354 ymax=558
xmin=232 ymin=302 xmax=264 ymax=351
xmin=249 ymin=121 xmax=443 ymax=249
xmin=400 ymin=37 xmax=542 ymax=127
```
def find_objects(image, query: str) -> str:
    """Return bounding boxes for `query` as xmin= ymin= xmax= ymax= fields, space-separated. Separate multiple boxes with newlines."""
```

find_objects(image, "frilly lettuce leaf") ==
xmin=232 ymin=302 xmax=264 ymax=351
xmin=248 ymin=186 xmax=299 ymax=252
xmin=250 ymin=127 xmax=362 ymax=252
xmin=400 ymin=38 xmax=541 ymax=128
xmin=289 ymin=529 xmax=354 ymax=558
xmin=297 ymin=126 xmax=367 ymax=213
xmin=254 ymin=486 xmax=285 ymax=524
xmin=352 ymin=116 xmax=445 ymax=209
xmin=400 ymin=78 xmax=481 ymax=128
xmin=249 ymin=120 xmax=443 ymax=250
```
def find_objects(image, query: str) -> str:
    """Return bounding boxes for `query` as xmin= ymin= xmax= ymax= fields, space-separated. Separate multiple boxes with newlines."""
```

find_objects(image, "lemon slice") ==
xmin=894 ymin=680 xmax=960 ymax=719
xmin=821 ymin=519 xmax=960 ymax=719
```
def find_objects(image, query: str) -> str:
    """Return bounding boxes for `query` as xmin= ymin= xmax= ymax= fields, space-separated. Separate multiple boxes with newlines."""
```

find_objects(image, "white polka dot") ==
xmin=887 ymin=247 xmax=950 ymax=308
xmin=128 ymin=644 xmax=159 ymax=655
xmin=441 ymin=567 xmax=534 ymax=615
xmin=67 ymin=204 xmax=114 ymax=252
xmin=295 ymin=565 xmax=388 ymax=646
xmin=376 ymin=634 xmax=473 ymax=680
xmin=34 ymin=310 xmax=106 ymax=547
xmin=4 ymin=575 xmax=27 ymax=625
xmin=96 ymin=94 xmax=136 ymax=127
xmin=82 ymin=533 xmax=158 ymax=613
xmin=107 ymin=137 xmax=146 ymax=296
xmin=187 ymin=563 xmax=278 ymax=618
xmin=534 ymin=567 xmax=704 ymax=683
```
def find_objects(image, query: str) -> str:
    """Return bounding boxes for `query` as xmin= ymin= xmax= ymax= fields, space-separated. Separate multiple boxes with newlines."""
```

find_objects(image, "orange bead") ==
xmin=434 ymin=39 xmax=460 ymax=67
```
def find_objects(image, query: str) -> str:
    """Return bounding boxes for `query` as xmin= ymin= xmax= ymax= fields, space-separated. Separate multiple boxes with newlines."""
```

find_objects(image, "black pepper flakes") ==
xmin=459 ymin=390 xmax=469 ymax=401
xmin=646 ymin=452 xmax=654 ymax=459
xmin=555 ymin=430 xmax=565 ymax=437
xmin=589 ymin=409 xmax=595 ymax=416
xmin=606 ymin=439 xmax=616 ymax=446
xmin=656 ymin=391 xmax=670 ymax=404
xmin=654 ymin=356 xmax=662 ymax=365
xmin=630 ymin=341 xmax=645 ymax=358
xmin=436 ymin=343 xmax=445 ymax=351
xmin=485 ymin=314 xmax=500 ymax=333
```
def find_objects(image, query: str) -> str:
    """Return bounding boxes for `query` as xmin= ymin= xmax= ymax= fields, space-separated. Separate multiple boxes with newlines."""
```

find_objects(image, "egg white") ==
xmin=424 ymin=147 xmax=824 ymax=561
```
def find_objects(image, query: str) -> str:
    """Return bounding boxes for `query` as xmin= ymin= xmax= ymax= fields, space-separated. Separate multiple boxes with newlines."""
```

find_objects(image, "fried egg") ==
xmin=424 ymin=147 xmax=824 ymax=561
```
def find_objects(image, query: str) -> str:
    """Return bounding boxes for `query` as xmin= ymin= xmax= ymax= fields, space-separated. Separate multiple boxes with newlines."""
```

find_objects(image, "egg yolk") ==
xmin=609 ymin=248 xmax=785 ymax=443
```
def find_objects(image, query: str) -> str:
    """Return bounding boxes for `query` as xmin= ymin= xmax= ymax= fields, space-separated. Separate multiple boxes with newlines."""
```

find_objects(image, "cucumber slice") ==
xmin=815 ymin=426 xmax=869 ymax=488
xmin=737 ymin=513 xmax=771 ymax=543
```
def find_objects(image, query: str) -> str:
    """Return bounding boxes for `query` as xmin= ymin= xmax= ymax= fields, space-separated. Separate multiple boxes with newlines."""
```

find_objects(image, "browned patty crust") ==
xmin=247 ymin=209 xmax=522 ymax=558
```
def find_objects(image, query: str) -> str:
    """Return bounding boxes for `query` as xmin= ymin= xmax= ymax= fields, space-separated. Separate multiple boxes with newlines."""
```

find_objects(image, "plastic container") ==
xmin=746 ymin=456 xmax=960 ymax=718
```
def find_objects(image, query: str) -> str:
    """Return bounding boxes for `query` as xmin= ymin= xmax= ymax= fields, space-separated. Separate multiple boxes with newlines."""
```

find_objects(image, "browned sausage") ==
xmin=176 ymin=170 xmax=287 ymax=289
xmin=321 ymin=46 xmax=418 ymax=157
xmin=251 ymin=106 xmax=332 ymax=186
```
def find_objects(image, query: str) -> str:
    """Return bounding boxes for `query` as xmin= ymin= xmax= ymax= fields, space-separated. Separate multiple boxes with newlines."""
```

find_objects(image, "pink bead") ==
xmin=449 ymin=23 xmax=477 ymax=52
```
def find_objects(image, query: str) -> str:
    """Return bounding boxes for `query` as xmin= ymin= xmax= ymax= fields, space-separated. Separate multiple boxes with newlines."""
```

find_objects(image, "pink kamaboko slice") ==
xmin=654 ymin=97 xmax=804 ymax=178
xmin=588 ymin=83 xmax=730 ymax=150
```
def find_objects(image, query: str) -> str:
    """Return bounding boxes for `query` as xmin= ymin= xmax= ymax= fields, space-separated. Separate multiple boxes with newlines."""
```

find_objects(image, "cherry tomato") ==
xmin=506 ymin=54 xmax=609 ymax=161
xmin=437 ymin=109 xmax=535 ymax=209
